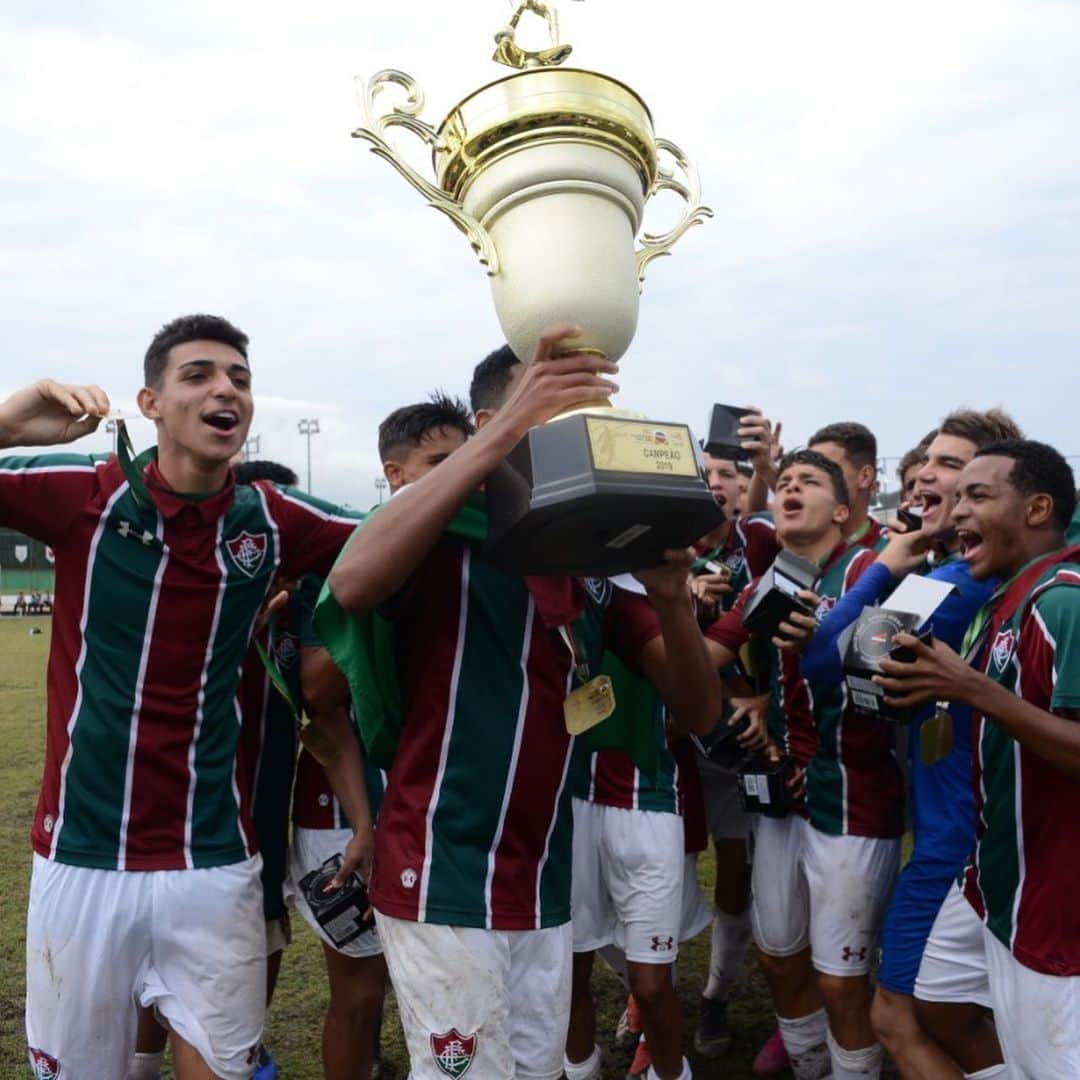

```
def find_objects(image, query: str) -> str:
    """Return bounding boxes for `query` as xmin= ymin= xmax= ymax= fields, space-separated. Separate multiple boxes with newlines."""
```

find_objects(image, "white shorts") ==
xmin=916 ymin=882 xmax=1080 ymax=1075
xmin=265 ymin=913 xmax=291 ymax=956
xmin=750 ymin=815 xmax=900 ymax=977
xmin=570 ymin=798 xmax=684 ymax=963
xmin=700 ymin=759 xmax=752 ymax=842
xmin=680 ymin=853 xmax=713 ymax=943
xmin=375 ymin=912 xmax=572 ymax=1080
xmin=25 ymin=853 xmax=265 ymax=1080
xmin=285 ymin=826 xmax=382 ymax=959
xmin=914 ymin=881 xmax=993 ymax=1007
xmin=984 ymin=927 xmax=1080 ymax=1077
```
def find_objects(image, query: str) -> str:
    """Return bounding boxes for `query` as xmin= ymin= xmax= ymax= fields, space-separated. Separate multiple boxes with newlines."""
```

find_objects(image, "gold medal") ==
xmin=920 ymin=703 xmax=954 ymax=766
xmin=564 ymin=675 xmax=616 ymax=735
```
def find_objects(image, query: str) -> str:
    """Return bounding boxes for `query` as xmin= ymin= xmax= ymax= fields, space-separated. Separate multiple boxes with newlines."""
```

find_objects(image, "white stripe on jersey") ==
xmin=277 ymin=489 xmax=359 ymax=527
xmin=0 ymin=462 xmax=100 ymax=475
xmin=534 ymin=660 xmax=576 ymax=927
xmin=483 ymin=596 xmax=535 ymax=929
xmin=419 ymin=548 xmax=471 ymax=922
xmin=117 ymin=512 xmax=168 ymax=870
xmin=51 ymin=482 xmax=130 ymax=860
xmin=184 ymin=518 xmax=228 ymax=869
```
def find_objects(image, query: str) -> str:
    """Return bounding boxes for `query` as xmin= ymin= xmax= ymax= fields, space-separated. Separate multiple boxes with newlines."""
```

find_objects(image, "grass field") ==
xmin=0 ymin=618 xmax=781 ymax=1079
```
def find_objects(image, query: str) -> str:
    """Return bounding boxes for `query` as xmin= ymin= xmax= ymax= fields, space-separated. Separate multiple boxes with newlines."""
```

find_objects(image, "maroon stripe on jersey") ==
xmin=293 ymin=747 xmax=338 ymax=829
xmin=675 ymin=739 xmax=707 ymax=854
xmin=777 ymin=652 xmax=819 ymax=767
xmin=486 ymin=612 xmax=575 ymax=921
xmin=837 ymin=697 xmax=904 ymax=836
xmin=122 ymin=516 xmax=229 ymax=869
xmin=233 ymin=643 xmax=268 ymax=855
xmin=369 ymin=545 xmax=467 ymax=922
xmin=34 ymin=470 xmax=127 ymax=858
xmin=590 ymin=749 xmax=639 ymax=810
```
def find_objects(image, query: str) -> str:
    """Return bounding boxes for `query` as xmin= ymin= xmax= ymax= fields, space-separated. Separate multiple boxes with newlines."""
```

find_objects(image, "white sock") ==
xmin=646 ymin=1057 xmax=691 ymax=1080
xmin=564 ymin=1044 xmax=603 ymax=1080
xmin=126 ymin=1051 xmax=165 ymax=1080
xmin=704 ymin=909 xmax=750 ymax=1000
xmin=778 ymin=1009 xmax=831 ymax=1080
xmin=963 ymin=1068 xmax=1007 ymax=1078
xmin=826 ymin=1027 xmax=883 ymax=1079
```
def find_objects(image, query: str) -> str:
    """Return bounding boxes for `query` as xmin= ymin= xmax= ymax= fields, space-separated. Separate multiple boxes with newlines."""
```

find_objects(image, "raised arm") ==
xmin=328 ymin=325 xmax=618 ymax=616
xmin=634 ymin=550 xmax=724 ymax=736
xmin=0 ymin=379 xmax=110 ymax=450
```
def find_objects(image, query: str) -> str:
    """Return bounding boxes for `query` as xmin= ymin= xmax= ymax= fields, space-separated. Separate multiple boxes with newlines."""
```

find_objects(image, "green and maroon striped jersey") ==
xmin=707 ymin=543 xmax=904 ymax=838
xmin=571 ymin=579 xmax=681 ymax=815
xmin=0 ymin=452 xmax=357 ymax=871
xmin=962 ymin=547 xmax=1080 ymax=975
xmin=368 ymin=541 xmax=660 ymax=932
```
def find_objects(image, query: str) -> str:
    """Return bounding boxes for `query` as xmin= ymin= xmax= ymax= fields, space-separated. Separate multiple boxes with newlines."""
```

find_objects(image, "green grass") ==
xmin=0 ymin=619 xmax=780 ymax=1078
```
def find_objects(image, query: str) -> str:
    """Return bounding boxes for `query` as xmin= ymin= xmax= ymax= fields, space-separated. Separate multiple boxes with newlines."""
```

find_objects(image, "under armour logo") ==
xmin=841 ymin=945 xmax=867 ymax=963
xmin=649 ymin=935 xmax=674 ymax=953
xmin=117 ymin=520 xmax=155 ymax=545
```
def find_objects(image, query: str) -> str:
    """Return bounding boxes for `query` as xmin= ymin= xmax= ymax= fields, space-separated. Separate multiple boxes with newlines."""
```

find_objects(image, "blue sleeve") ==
xmin=801 ymin=562 xmax=896 ymax=686
xmin=923 ymin=562 xmax=996 ymax=652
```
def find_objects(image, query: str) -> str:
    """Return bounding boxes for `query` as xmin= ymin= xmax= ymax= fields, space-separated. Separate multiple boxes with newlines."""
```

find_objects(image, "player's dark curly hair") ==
xmin=975 ymin=439 xmax=1077 ymax=531
xmin=378 ymin=393 xmax=475 ymax=463
xmin=144 ymin=314 xmax=249 ymax=388
xmin=469 ymin=344 xmax=521 ymax=413
xmin=776 ymin=449 xmax=851 ymax=507
xmin=234 ymin=460 xmax=299 ymax=487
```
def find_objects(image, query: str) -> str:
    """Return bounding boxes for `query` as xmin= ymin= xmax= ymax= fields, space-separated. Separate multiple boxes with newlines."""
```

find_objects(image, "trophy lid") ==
xmin=435 ymin=68 xmax=657 ymax=202
xmin=431 ymin=2 xmax=658 ymax=202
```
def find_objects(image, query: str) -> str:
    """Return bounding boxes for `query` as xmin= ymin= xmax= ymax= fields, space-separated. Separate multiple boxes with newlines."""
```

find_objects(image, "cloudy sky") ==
xmin=2 ymin=0 xmax=1078 ymax=505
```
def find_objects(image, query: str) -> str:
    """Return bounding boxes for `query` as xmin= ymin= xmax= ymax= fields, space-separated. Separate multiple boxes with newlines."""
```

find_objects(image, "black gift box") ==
xmin=299 ymin=853 xmax=374 ymax=948
xmin=704 ymin=403 xmax=752 ymax=461
xmin=737 ymin=752 xmax=798 ymax=818
xmin=691 ymin=708 xmax=752 ymax=768
xmin=741 ymin=551 xmax=819 ymax=640
xmin=840 ymin=611 xmax=932 ymax=723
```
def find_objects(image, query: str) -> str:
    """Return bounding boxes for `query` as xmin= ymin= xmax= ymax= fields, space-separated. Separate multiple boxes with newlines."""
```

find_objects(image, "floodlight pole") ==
xmin=297 ymin=419 xmax=320 ymax=493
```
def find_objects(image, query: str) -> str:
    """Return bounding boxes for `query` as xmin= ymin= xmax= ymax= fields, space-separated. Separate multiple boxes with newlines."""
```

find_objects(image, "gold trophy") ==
xmin=353 ymin=0 xmax=722 ymax=575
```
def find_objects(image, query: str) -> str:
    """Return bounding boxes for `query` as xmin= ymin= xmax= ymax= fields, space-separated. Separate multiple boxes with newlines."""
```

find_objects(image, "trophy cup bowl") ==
xmin=352 ymin=3 xmax=722 ymax=575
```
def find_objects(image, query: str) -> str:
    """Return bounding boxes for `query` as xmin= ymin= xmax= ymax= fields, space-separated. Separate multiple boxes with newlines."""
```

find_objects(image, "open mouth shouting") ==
xmin=780 ymin=495 xmax=805 ymax=517
xmin=957 ymin=527 xmax=985 ymax=569
xmin=202 ymin=409 xmax=240 ymax=435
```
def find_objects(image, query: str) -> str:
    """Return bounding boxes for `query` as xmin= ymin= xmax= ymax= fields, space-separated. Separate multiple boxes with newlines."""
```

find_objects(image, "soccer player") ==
xmin=288 ymin=397 xmax=474 ymax=1080
xmin=129 ymin=458 xmax=314 ymax=1080
xmin=688 ymin=448 xmax=777 ymax=1060
xmin=4 ymin=315 xmax=362 ymax=1080
xmin=808 ymin=422 xmax=886 ymax=549
xmin=704 ymin=450 xmax=904 ymax=1080
xmin=327 ymin=326 xmax=724 ymax=1080
xmin=800 ymin=408 xmax=1022 ymax=1079
xmin=876 ymin=439 xmax=1080 ymax=1077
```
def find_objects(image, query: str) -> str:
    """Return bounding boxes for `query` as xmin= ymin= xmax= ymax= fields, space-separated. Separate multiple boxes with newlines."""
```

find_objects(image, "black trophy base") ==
xmin=483 ymin=413 xmax=724 ymax=577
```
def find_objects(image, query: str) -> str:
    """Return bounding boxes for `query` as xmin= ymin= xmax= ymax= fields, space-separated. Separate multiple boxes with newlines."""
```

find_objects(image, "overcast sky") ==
xmin=2 ymin=0 xmax=1077 ymax=505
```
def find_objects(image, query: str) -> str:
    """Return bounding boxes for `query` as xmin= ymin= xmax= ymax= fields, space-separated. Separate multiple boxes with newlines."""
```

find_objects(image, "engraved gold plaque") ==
xmin=585 ymin=417 xmax=699 ymax=479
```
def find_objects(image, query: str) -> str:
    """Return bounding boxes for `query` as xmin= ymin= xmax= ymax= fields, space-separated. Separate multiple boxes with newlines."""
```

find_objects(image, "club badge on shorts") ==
xmin=29 ymin=1048 xmax=63 ymax=1079
xmin=430 ymin=1028 xmax=477 ymax=1078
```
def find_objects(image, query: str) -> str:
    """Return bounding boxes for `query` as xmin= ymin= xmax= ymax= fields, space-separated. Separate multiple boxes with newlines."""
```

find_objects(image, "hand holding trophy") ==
xmin=353 ymin=0 xmax=721 ymax=575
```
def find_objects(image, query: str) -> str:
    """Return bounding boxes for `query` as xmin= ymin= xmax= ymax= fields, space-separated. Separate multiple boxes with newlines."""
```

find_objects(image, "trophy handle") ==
xmin=635 ymin=138 xmax=714 ymax=286
xmin=352 ymin=70 xmax=499 ymax=274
